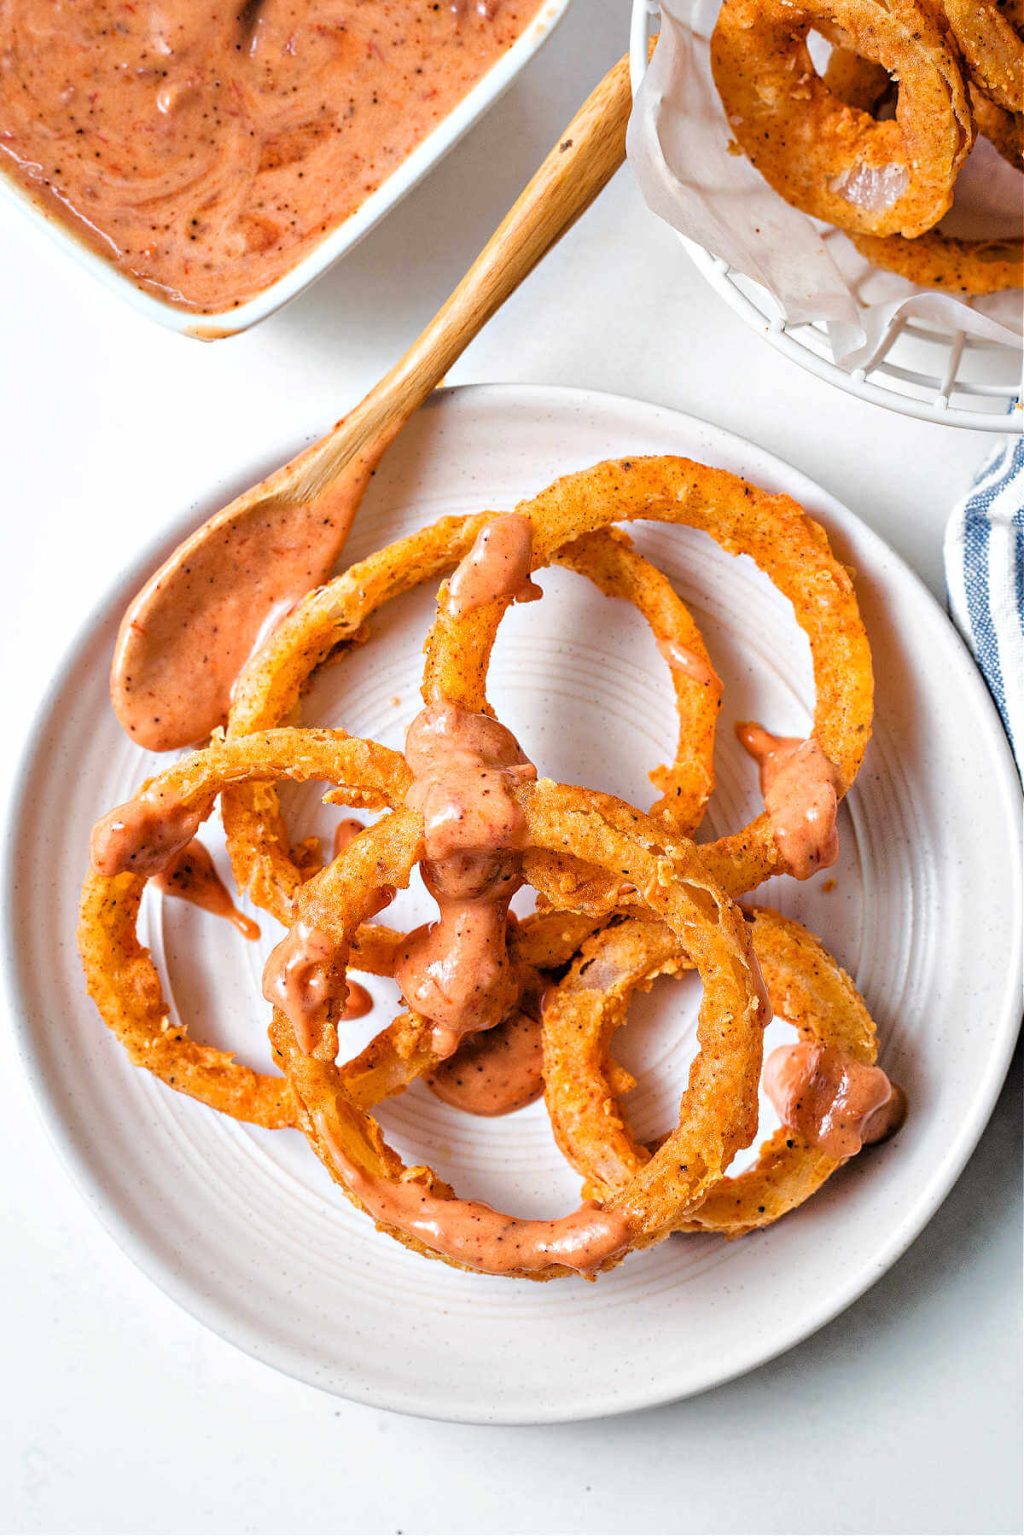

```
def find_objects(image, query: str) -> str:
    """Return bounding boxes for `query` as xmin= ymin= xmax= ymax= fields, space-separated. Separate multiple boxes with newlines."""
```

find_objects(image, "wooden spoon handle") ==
xmin=276 ymin=50 xmax=636 ymax=506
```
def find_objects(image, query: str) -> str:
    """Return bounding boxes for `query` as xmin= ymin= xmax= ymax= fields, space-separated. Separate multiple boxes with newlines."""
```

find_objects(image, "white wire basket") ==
xmin=629 ymin=0 xmax=1023 ymax=433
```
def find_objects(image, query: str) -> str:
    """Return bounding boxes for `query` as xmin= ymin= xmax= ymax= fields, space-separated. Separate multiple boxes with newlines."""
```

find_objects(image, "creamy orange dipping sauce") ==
xmin=0 ymin=0 xmax=544 ymax=312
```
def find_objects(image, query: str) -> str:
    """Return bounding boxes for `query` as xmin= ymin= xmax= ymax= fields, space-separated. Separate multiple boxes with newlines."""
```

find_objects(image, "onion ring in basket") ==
xmin=822 ymin=47 xmax=1023 ymax=292
xmin=823 ymin=46 xmax=1023 ymax=169
xmin=420 ymin=456 xmax=874 ymax=897
xmin=710 ymin=0 xmax=973 ymax=239
xmin=821 ymin=44 xmax=893 ymax=114
xmin=266 ymin=781 xmax=770 ymax=1279
xmin=849 ymin=229 xmax=1023 ymax=293
xmin=940 ymin=0 xmax=1024 ymax=114
xmin=542 ymin=907 xmax=887 ymax=1236
xmin=969 ymin=86 xmax=1023 ymax=169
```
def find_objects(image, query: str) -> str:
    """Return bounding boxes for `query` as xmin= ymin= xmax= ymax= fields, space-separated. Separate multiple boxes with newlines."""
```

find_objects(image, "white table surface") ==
xmin=1 ymin=3 xmax=1020 ymax=1533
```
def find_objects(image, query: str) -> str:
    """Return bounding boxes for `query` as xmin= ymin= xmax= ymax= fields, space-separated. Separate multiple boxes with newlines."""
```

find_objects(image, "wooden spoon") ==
xmin=113 ymin=51 xmax=637 ymax=752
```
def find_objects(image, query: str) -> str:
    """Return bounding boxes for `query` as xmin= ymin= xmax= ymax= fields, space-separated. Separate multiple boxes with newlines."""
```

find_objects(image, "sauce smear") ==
xmin=738 ymin=722 xmax=843 ymax=880
xmin=446 ymin=514 xmax=542 ymax=617
xmin=764 ymin=1043 xmax=907 ymax=1157
xmin=153 ymin=839 xmax=260 ymax=939
xmin=393 ymin=703 xmax=536 ymax=1057
xmin=90 ymin=789 xmax=207 ymax=877
xmin=262 ymin=880 xmax=393 ymax=1049
xmin=657 ymin=635 xmax=716 ymax=688
xmin=262 ymin=919 xmax=336 ymax=1054
xmin=428 ymin=1006 xmax=544 ymax=1116
xmin=342 ymin=980 xmax=374 ymax=1022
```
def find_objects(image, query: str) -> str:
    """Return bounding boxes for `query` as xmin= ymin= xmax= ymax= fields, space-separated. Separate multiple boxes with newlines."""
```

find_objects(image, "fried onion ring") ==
xmin=224 ymin=517 xmax=721 ymax=926
xmin=823 ymin=45 xmax=1023 ymax=168
xmin=711 ymin=0 xmax=973 ymax=239
xmin=267 ymin=782 xmax=769 ymax=1278
xmin=940 ymin=0 xmax=1023 ymax=114
xmin=970 ymin=85 xmax=1024 ymax=169
xmin=542 ymin=907 xmax=880 ymax=1236
xmin=821 ymin=43 xmax=893 ymax=113
xmin=420 ymin=456 xmax=873 ymax=897
xmin=78 ymin=728 xmax=408 ymax=1128
xmin=849 ymin=229 xmax=1023 ymax=293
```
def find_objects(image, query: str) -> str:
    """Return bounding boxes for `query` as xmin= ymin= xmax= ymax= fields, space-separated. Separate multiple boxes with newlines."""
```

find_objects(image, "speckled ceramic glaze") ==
xmin=5 ymin=386 xmax=1021 ymax=1422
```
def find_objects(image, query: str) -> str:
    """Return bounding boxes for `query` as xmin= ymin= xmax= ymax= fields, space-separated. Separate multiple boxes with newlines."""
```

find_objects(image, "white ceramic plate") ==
xmin=0 ymin=0 xmax=571 ymax=338
xmin=5 ymin=385 xmax=1021 ymax=1424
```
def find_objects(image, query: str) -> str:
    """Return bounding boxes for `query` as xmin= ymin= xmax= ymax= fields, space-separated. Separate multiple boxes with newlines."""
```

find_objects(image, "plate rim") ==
xmin=4 ymin=381 xmax=1022 ymax=1424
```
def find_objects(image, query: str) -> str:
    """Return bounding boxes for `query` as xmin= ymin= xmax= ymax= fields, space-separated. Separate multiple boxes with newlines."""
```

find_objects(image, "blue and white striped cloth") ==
xmin=945 ymin=437 xmax=1024 ymax=773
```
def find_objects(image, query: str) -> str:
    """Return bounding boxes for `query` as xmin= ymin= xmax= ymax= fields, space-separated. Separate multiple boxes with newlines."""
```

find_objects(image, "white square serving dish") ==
xmin=0 ymin=0 xmax=572 ymax=339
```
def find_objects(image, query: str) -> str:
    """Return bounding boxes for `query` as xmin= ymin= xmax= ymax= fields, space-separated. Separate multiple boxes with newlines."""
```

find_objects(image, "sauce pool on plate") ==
xmin=0 ymin=0 xmax=544 ymax=312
